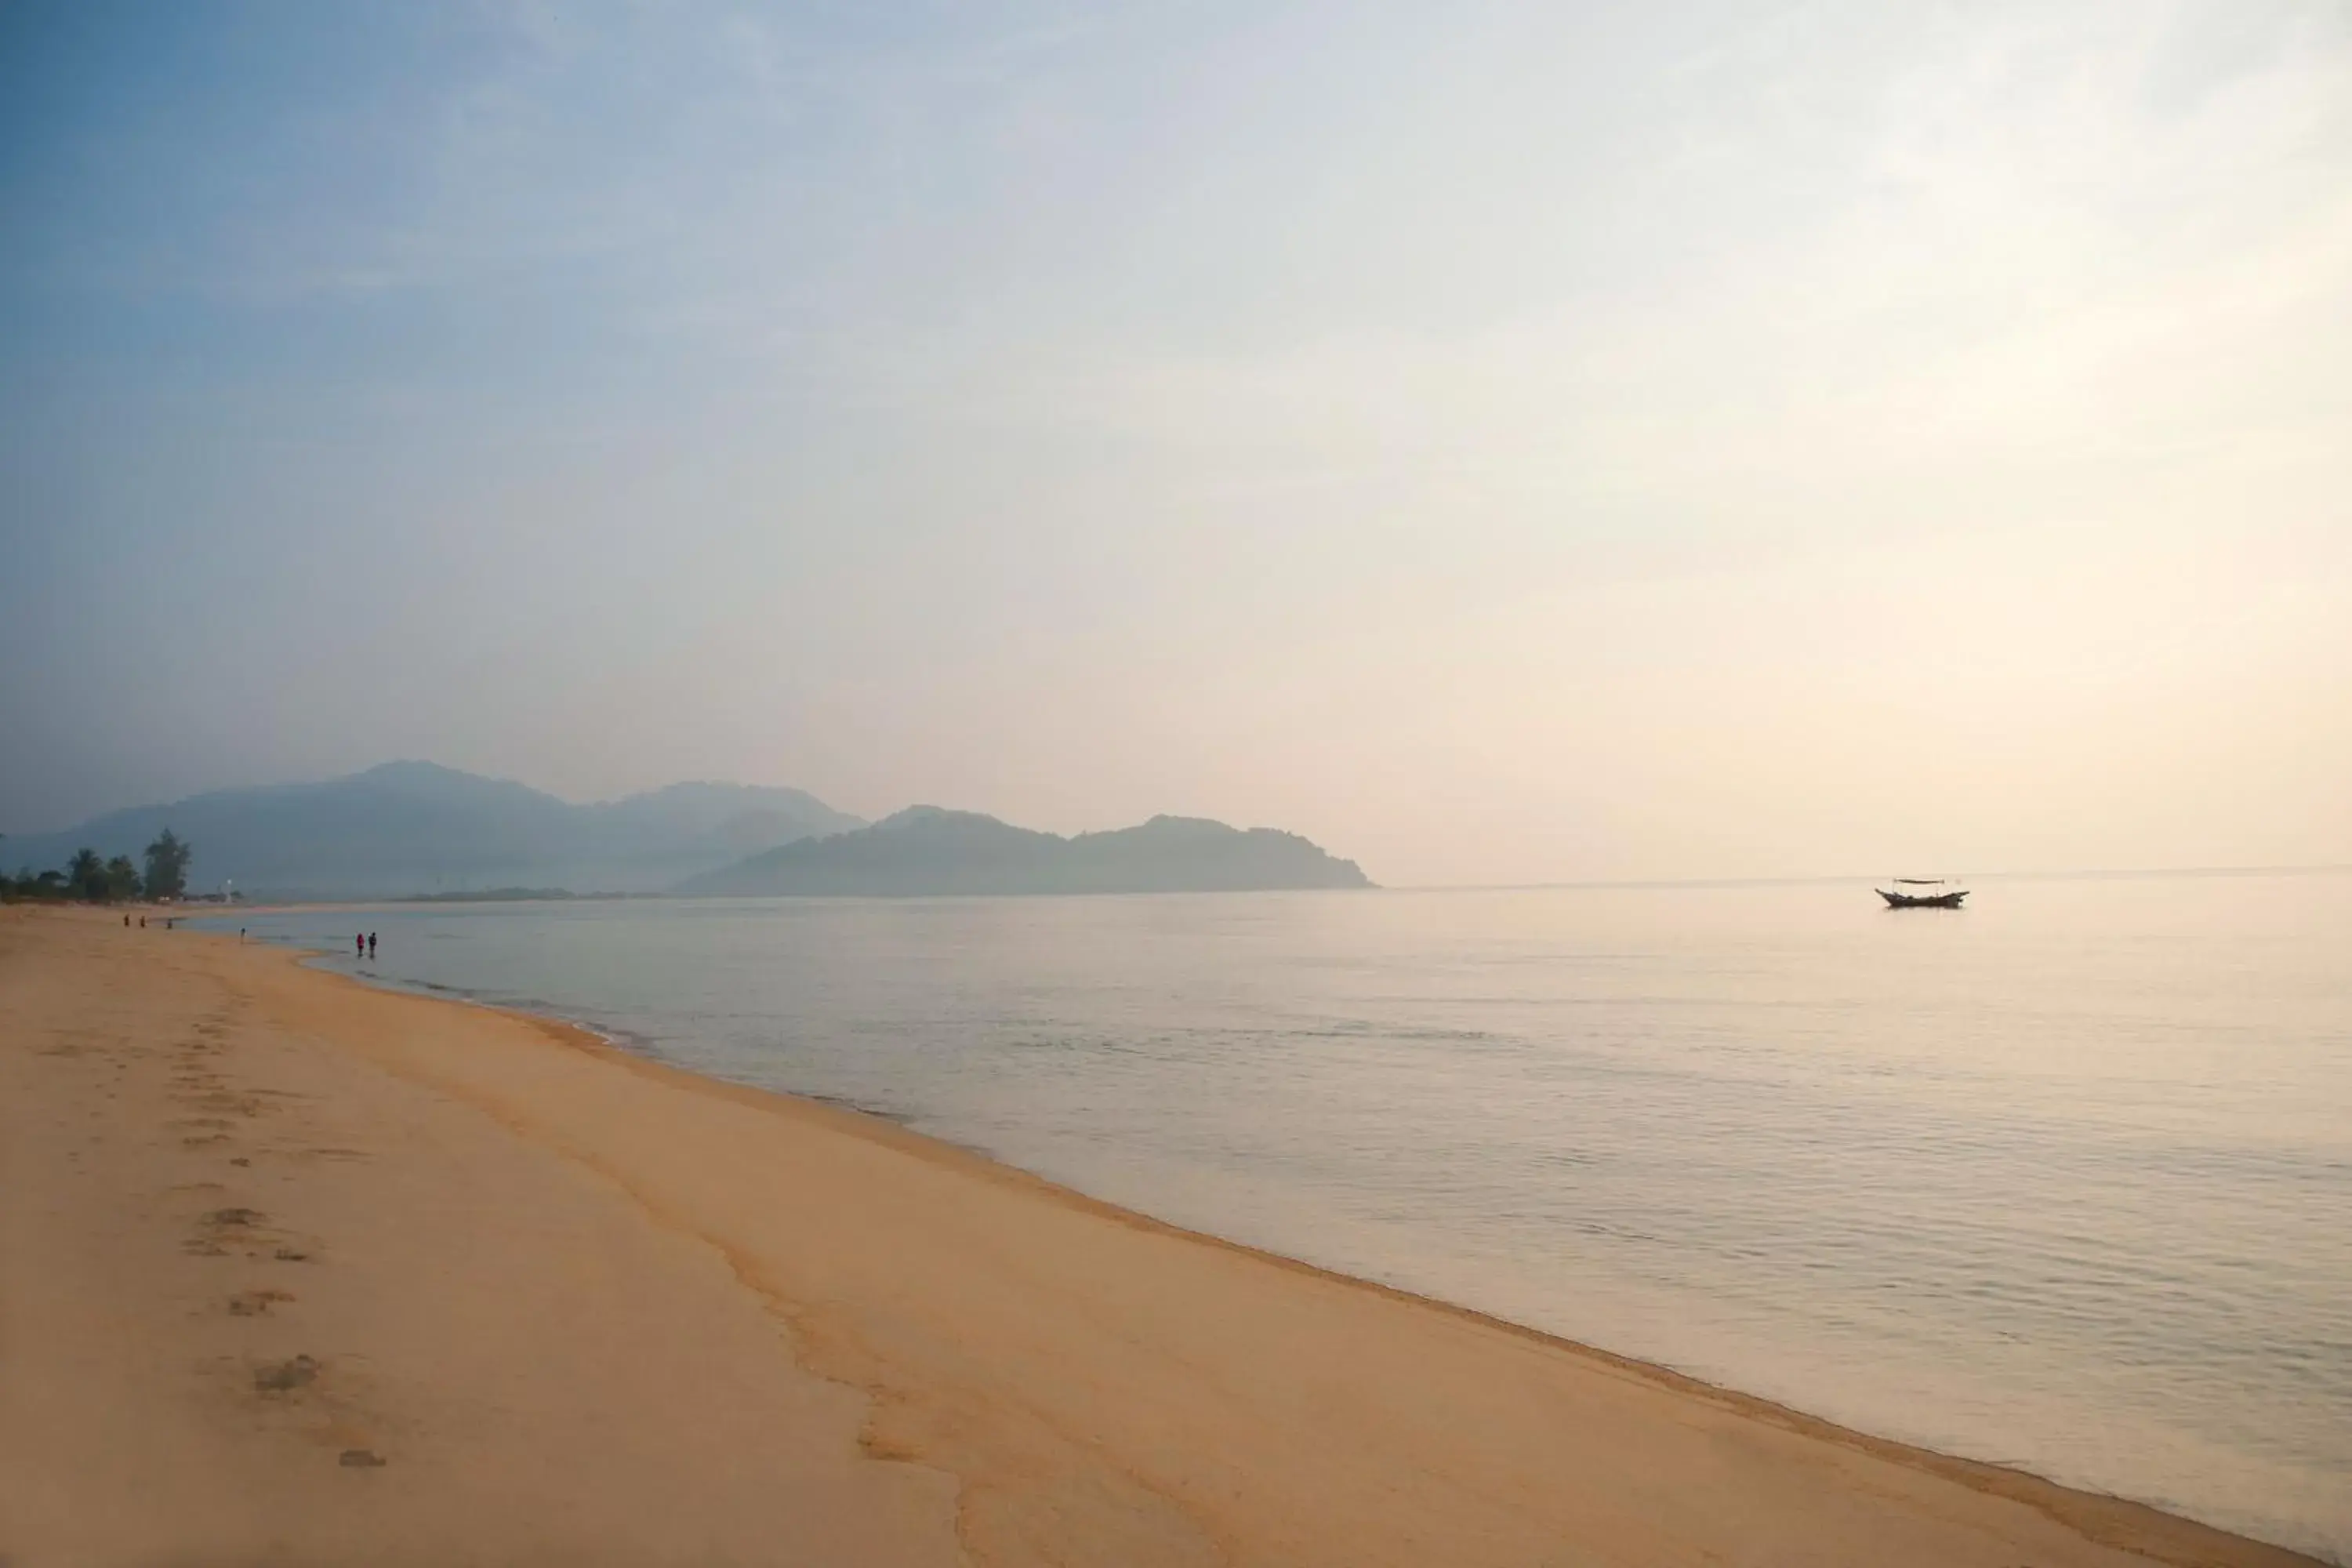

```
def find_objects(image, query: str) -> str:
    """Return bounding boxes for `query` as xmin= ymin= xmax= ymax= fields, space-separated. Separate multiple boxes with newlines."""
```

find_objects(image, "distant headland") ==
xmin=676 ymin=806 xmax=1373 ymax=897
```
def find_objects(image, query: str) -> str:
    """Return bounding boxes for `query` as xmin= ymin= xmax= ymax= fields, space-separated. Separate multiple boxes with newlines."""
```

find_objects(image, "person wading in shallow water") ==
xmin=367 ymin=932 xmax=377 ymax=960
xmin=356 ymin=933 xmax=365 ymax=959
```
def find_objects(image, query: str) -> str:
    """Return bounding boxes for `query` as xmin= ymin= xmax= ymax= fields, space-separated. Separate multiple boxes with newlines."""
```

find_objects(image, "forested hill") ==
xmin=675 ymin=807 xmax=1373 ymax=896
xmin=4 ymin=762 xmax=862 ymax=899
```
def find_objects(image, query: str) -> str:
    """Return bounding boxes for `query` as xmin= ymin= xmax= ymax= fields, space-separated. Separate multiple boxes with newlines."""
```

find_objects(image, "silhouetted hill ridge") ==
xmin=677 ymin=808 xmax=1372 ymax=896
xmin=4 ymin=763 xmax=864 ymax=898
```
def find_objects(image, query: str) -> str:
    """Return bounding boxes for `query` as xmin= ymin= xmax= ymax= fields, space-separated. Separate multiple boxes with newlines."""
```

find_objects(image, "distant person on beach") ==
xmin=356 ymin=933 xmax=365 ymax=958
xmin=368 ymin=932 xmax=377 ymax=959
xmin=139 ymin=916 xmax=145 ymax=928
xmin=123 ymin=915 xmax=129 ymax=927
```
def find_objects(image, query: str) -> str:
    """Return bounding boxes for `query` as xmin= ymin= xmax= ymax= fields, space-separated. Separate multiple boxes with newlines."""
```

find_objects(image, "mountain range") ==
xmin=677 ymin=806 xmax=1371 ymax=896
xmin=6 ymin=765 xmax=1372 ymax=898
xmin=2 ymin=762 xmax=862 ymax=899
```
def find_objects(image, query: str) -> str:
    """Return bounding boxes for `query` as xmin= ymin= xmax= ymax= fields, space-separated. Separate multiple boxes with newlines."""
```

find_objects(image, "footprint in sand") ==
xmin=186 ymin=1206 xmax=267 ymax=1254
xmin=227 ymin=1288 xmax=296 ymax=1316
xmin=253 ymin=1354 xmax=319 ymax=1394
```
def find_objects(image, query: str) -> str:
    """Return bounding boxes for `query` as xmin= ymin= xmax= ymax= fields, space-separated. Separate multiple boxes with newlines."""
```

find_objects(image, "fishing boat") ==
xmin=1878 ymin=877 xmax=1967 ymax=909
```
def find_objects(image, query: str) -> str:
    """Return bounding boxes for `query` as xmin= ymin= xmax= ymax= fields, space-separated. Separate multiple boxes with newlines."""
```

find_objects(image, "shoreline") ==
xmin=5 ymin=906 xmax=2325 ymax=1566
xmin=300 ymin=939 xmax=2330 ymax=1568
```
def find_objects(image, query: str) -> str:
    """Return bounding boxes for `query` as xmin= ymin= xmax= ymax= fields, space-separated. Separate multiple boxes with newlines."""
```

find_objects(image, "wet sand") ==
xmin=0 ymin=907 xmax=2321 ymax=1566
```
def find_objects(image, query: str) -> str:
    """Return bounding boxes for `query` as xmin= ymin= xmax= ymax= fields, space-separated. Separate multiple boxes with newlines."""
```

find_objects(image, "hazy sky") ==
xmin=4 ymin=1 xmax=2347 ymax=884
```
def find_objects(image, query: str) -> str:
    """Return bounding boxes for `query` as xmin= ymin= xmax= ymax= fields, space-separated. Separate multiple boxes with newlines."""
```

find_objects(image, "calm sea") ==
xmin=211 ymin=873 xmax=2352 ymax=1560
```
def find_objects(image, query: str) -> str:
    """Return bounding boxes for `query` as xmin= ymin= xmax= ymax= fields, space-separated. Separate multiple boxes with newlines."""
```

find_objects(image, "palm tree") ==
xmin=104 ymin=855 xmax=141 ymax=901
xmin=67 ymin=848 xmax=105 ymax=902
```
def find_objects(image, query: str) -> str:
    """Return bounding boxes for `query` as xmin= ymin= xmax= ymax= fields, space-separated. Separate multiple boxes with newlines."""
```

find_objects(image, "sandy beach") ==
xmin=0 ymin=907 xmax=2321 ymax=1568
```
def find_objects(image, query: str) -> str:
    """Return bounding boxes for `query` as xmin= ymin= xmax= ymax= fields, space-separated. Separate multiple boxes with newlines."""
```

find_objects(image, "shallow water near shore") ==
xmin=212 ymin=872 xmax=2352 ymax=1560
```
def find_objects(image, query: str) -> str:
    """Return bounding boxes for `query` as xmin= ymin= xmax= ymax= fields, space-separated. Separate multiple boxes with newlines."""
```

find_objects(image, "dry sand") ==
xmin=0 ymin=908 xmax=2321 ymax=1567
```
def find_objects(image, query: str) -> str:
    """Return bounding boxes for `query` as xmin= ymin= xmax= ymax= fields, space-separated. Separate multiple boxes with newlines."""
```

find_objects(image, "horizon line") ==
xmin=1383 ymin=863 xmax=2352 ymax=893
